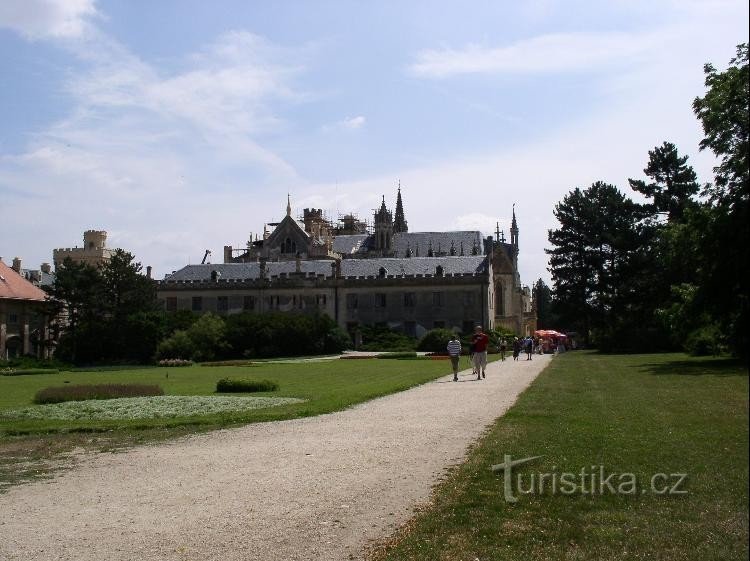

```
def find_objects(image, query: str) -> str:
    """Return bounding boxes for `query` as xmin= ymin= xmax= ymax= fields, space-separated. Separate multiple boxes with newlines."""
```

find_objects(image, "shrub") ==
xmin=200 ymin=360 xmax=257 ymax=367
xmin=416 ymin=328 xmax=457 ymax=353
xmin=1 ymin=368 xmax=59 ymax=376
xmin=685 ymin=325 xmax=724 ymax=356
xmin=216 ymin=378 xmax=279 ymax=393
xmin=377 ymin=352 xmax=418 ymax=359
xmin=224 ymin=311 xmax=350 ymax=358
xmin=155 ymin=330 xmax=195 ymax=360
xmin=359 ymin=325 xmax=416 ymax=352
xmin=33 ymin=384 xmax=164 ymax=404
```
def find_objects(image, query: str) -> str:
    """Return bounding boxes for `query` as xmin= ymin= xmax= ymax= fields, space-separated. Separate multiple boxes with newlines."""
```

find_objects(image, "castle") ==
xmin=157 ymin=189 xmax=536 ymax=338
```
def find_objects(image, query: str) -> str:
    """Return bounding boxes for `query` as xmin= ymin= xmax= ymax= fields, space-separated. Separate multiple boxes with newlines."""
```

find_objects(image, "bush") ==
xmin=1 ymin=368 xmax=59 ymax=376
xmin=416 ymin=328 xmax=457 ymax=353
xmin=377 ymin=352 xmax=418 ymax=359
xmin=216 ymin=378 xmax=279 ymax=393
xmin=685 ymin=325 xmax=724 ymax=356
xmin=33 ymin=384 xmax=164 ymax=404
xmin=359 ymin=325 xmax=416 ymax=352
xmin=155 ymin=330 xmax=195 ymax=360
xmin=224 ymin=311 xmax=350 ymax=358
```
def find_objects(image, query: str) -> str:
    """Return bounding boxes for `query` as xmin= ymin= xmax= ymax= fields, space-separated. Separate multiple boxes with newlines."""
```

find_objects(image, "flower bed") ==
xmin=2 ymin=395 xmax=306 ymax=421
xmin=157 ymin=359 xmax=193 ymax=367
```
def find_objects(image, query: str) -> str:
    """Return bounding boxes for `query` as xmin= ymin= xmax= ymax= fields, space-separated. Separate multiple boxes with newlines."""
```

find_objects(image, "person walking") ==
xmin=446 ymin=334 xmax=462 ymax=382
xmin=471 ymin=325 xmax=489 ymax=380
xmin=525 ymin=336 xmax=533 ymax=360
xmin=498 ymin=337 xmax=507 ymax=361
xmin=512 ymin=337 xmax=521 ymax=361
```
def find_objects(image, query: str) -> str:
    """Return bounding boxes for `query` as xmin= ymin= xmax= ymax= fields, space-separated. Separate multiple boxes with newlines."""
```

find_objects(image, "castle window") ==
xmin=404 ymin=292 xmax=416 ymax=307
xmin=432 ymin=292 xmax=444 ymax=307
xmin=166 ymin=297 xmax=177 ymax=312
xmin=463 ymin=291 xmax=475 ymax=306
xmin=378 ymin=267 xmax=387 ymax=278
xmin=435 ymin=265 xmax=444 ymax=277
xmin=375 ymin=293 xmax=387 ymax=307
xmin=217 ymin=296 xmax=229 ymax=313
xmin=191 ymin=296 xmax=203 ymax=312
xmin=316 ymin=294 xmax=327 ymax=307
xmin=243 ymin=296 xmax=255 ymax=311
xmin=282 ymin=237 xmax=297 ymax=254
xmin=347 ymin=294 xmax=358 ymax=309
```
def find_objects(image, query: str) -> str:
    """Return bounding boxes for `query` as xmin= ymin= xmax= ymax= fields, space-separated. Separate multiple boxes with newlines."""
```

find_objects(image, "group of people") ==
xmin=446 ymin=329 xmax=540 ymax=382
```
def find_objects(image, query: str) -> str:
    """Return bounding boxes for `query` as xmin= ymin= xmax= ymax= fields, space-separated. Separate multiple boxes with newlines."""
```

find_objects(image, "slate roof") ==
xmin=163 ymin=255 xmax=487 ymax=282
xmin=333 ymin=231 xmax=483 ymax=257
xmin=340 ymin=256 xmax=487 ymax=277
xmin=0 ymin=260 xmax=48 ymax=301
xmin=163 ymin=261 xmax=335 ymax=282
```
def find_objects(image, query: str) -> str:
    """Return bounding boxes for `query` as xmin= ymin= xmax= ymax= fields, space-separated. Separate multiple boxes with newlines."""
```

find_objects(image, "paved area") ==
xmin=0 ymin=354 xmax=552 ymax=561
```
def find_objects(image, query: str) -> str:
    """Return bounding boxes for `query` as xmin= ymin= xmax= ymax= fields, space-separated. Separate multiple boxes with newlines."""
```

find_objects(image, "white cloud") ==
xmin=0 ymin=0 xmax=97 ymax=40
xmin=322 ymin=115 xmax=366 ymax=132
xmin=410 ymin=31 xmax=654 ymax=78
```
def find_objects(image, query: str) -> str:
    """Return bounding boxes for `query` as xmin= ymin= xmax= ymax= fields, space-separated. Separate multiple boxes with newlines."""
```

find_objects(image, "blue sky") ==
xmin=1 ymin=0 xmax=748 ymax=285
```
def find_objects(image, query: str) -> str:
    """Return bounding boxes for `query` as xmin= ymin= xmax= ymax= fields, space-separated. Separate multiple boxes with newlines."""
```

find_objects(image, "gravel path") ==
xmin=0 ymin=354 xmax=552 ymax=561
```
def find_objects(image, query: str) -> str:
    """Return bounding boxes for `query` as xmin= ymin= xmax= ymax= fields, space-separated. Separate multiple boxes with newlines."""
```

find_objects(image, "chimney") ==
xmin=41 ymin=263 xmax=52 ymax=274
xmin=146 ymin=265 xmax=152 ymax=279
xmin=12 ymin=257 xmax=22 ymax=273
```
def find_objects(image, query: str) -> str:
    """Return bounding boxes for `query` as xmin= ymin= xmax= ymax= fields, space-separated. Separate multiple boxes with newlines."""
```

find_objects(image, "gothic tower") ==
xmin=393 ymin=184 xmax=408 ymax=233
xmin=510 ymin=205 xmax=519 ymax=265
xmin=373 ymin=195 xmax=393 ymax=252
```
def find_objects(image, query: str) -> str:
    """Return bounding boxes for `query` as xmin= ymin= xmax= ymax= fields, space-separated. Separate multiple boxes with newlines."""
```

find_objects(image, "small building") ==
xmin=0 ymin=258 xmax=52 ymax=359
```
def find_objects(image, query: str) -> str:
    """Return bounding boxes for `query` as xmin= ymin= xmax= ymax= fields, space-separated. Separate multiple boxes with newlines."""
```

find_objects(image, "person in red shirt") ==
xmin=471 ymin=325 xmax=489 ymax=380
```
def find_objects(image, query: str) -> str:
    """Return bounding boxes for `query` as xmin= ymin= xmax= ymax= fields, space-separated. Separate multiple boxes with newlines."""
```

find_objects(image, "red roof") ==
xmin=0 ymin=259 xmax=48 ymax=302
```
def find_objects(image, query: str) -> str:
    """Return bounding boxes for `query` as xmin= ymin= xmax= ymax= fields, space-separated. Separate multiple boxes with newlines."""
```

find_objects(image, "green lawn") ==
xmin=0 ymin=356 xmax=465 ymax=490
xmin=0 ymin=358 xmax=460 ymax=435
xmin=370 ymin=352 xmax=748 ymax=561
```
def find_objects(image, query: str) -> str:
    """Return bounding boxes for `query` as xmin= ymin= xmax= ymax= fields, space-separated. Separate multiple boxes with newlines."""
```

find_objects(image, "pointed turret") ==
xmin=393 ymin=183 xmax=408 ymax=233
xmin=286 ymin=194 xmax=292 ymax=217
xmin=374 ymin=195 xmax=393 ymax=251
xmin=510 ymin=204 xmax=519 ymax=249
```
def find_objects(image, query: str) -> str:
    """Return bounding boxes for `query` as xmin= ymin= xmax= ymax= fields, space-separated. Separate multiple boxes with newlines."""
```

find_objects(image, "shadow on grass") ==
xmin=638 ymin=357 xmax=747 ymax=377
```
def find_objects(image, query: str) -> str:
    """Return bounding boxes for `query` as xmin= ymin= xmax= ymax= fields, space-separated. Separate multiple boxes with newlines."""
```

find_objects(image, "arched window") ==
xmin=378 ymin=267 xmax=387 ymax=278
xmin=496 ymin=283 xmax=505 ymax=315
xmin=435 ymin=265 xmax=444 ymax=277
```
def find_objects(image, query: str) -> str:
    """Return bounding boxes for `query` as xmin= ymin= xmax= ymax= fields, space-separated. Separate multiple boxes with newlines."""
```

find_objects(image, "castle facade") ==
xmin=157 ymin=190 xmax=536 ymax=338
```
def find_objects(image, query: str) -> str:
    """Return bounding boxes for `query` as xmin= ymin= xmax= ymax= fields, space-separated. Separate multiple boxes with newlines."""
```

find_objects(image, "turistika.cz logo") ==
xmin=490 ymin=455 xmax=688 ymax=503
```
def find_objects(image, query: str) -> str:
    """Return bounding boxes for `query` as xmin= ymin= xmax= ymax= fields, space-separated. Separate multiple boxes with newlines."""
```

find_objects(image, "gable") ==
xmin=265 ymin=216 xmax=310 ymax=253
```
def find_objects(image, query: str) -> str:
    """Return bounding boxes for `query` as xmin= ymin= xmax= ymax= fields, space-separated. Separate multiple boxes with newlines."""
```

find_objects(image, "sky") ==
xmin=1 ymin=0 xmax=748 ymax=286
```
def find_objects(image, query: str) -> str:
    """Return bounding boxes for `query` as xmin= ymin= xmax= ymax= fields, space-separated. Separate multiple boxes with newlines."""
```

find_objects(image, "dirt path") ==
xmin=0 ymin=355 xmax=552 ymax=561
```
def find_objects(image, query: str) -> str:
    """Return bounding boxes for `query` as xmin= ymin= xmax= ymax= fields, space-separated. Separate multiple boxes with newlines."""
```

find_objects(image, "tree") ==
xmin=532 ymin=279 xmax=556 ymax=329
xmin=547 ymin=182 xmax=648 ymax=348
xmin=46 ymin=251 xmax=159 ymax=364
xmin=628 ymin=141 xmax=700 ymax=222
xmin=44 ymin=258 xmax=103 ymax=363
xmin=691 ymin=43 xmax=749 ymax=357
xmin=693 ymin=43 xmax=749 ymax=207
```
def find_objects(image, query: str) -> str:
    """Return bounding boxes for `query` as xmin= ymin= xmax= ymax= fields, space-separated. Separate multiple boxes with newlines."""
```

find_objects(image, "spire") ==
xmin=286 ymin=194 xmax=292 ymax=217
xmin=510 ymin=204 xmax=519 ymax=254
xmin=393 ymin=181 xmax=408 ymax=233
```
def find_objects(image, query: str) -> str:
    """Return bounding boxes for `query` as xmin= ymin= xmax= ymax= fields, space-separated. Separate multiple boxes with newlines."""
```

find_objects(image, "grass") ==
xmin=369 ymin=352 xmax=748 ymax=561
xmin=0 ymin=356 xmax=464 ymax=490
